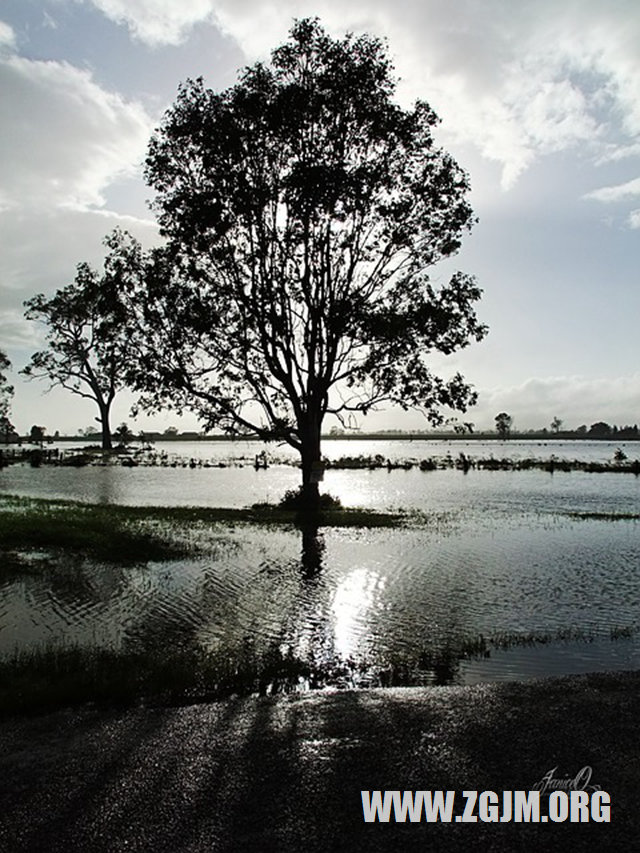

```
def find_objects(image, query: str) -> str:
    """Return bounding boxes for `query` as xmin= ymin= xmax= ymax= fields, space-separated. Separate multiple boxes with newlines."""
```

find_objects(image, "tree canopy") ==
xmin=127 ymin=18 xmax=487 ymax=502
xmin=23 ymin=232 xmax=141 ymax=450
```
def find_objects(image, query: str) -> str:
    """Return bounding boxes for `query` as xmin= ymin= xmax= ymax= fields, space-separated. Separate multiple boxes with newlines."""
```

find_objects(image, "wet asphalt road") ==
xmin=0 ymin=671 xmax=638 ymax=852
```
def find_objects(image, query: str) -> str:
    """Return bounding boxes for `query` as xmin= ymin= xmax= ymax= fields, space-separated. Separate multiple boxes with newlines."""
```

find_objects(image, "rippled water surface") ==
xmin=1 ymin=439 xmax=639 ymax=686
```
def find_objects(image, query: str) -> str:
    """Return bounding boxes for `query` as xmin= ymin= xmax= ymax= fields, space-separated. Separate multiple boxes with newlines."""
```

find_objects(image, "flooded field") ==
xmin=1 ymin=439 xmax=639 ymax=689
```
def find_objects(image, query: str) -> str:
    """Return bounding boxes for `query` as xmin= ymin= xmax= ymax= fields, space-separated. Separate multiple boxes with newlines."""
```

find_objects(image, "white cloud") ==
xmin=42 ymin=11 xmax=59 ymax=31
xmin=84 ymin=0 xmax=218 ymax=46
xmin=0 ymin=20 xmax=15 ymax=50
xmin=0 ymin=54 xmax=153 ymax=211
xmin=629 ymin=209 xmax=640 ymax=228
xmin=0 ymin=309 xmax=41 ymax=349
xmin=0 ymin=207 xmax=160 ymax=299
xmin=585 ymin=176 xmax=640 ymax=202
xmin=70 ymin=2 xmax=640 ymax=190
xmin=206 ymin=1 xmax=640 ymax=191
xmin=596 ymin=142 xmax=640 ymax=164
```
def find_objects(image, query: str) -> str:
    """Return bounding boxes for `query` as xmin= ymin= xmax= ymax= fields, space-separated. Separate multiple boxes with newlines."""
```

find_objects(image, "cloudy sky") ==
xmin=1 ymin=0 xmax=639 ymax=435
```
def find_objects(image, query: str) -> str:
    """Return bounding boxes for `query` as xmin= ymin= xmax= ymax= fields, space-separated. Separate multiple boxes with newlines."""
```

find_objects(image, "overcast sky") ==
xmin=1 ymin=0 xmax=639 ymax=435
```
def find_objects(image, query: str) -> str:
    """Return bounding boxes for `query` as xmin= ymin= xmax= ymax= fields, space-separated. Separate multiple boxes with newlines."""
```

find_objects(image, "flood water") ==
xmin=1 ymin=439 xmax=639 ymax=687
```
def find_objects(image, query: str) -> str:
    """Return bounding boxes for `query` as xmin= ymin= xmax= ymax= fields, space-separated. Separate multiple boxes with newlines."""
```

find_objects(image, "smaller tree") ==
xmin=29 ymin=425 xmax=46 ymax=447
xmin=79 ymin=425 xmax=100 ymax=438
xmin=495 ymin=412 xmax=513 ymax=440
xmin=23 ymin=231 xmax=140 ymax=450
xmin=114 ymin=422 xmax=133 ymax=445
xmin=550 ymin=416 xmax=563 ymax=434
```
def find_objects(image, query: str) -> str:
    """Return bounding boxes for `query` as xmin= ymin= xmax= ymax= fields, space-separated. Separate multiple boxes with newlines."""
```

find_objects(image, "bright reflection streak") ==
xmin=321 ymin=472 xmax=378 ymax=510
xmin=331 ymin=567 xmax=385 ymax=659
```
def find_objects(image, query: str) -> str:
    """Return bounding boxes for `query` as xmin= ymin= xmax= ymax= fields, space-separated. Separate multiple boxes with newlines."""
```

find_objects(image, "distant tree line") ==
xmin=489 ymin=415 xmax=639 ymax=441
xmin=328 ymin=420 xmax=640 ymax=440
xmin=575 ymin=422 xmax=639 ymax=439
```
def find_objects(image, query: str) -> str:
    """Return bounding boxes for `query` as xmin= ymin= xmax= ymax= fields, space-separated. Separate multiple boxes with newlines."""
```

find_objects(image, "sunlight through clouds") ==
xmin=70 ymin=1 xmax=640 ymax=193
xmin=199 ymin=1 xmax=640 ymax=192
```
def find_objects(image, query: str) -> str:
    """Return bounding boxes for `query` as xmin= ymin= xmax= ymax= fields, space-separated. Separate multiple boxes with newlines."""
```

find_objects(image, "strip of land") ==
xmin=0 ymin=671 xmax=638 ymax=852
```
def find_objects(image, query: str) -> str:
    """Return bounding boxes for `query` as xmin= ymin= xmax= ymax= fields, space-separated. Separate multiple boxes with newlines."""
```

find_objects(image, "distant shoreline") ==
xmin=13 ymin=432 xmax=640 ymax=444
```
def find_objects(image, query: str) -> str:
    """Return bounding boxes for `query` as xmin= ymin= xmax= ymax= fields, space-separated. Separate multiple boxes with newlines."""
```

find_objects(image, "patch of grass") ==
xmin=277 ymin=487 xmax=343 ymax=511
xmin=250 ymin=501 xmax=406 ymax=528
xmin=486 ymin=627 xmax=595 ymax=649
xmin=0 ymin=645 xmax=214 ymax=715
xmin=0 ymin=499 xmax=189 ymax=564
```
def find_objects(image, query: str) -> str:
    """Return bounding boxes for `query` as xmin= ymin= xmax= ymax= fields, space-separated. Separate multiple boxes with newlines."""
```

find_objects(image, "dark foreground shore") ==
xmin=1 ymin=671 xmax=638 ymax=852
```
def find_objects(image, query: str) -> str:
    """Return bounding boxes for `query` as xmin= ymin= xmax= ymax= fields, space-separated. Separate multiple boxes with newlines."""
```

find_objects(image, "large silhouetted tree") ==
xmin=23 ymin=232 xmax=140 ymax=450
xmin=131 ymin=18 xmax=487 ymax=505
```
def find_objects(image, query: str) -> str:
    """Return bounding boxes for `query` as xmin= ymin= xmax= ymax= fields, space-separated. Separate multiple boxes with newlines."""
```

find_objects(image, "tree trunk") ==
xmin=300 ymin=419 xmax=322 ymax=510
xmin=98 ymin=402 xmax=112 ymax=450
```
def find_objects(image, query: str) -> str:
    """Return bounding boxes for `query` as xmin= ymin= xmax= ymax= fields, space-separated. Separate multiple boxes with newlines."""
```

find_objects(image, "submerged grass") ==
xmin=3 ymin=493 xmax=636 ymax=713
xmin=3 ymin=624 xmax=638 ymax=716
xmin=0 ymin=493 xmax=408 ymax=582
xmin=0 ymin=644 xmax=244 ymax=715
xmin=0 ymin=641 xmax=333 ymax=715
